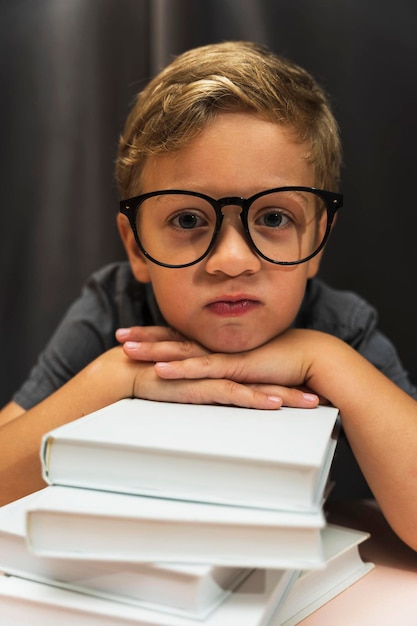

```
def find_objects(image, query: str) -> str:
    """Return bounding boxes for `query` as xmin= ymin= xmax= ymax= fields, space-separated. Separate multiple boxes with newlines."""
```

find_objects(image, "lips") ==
xmin=206 ymin=296 xmax=261 ymax=316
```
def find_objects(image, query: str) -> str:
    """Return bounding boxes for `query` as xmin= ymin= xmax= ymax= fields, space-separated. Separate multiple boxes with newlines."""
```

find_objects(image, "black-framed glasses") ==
xmin=120 ymin=187 xmax=343 ymax=268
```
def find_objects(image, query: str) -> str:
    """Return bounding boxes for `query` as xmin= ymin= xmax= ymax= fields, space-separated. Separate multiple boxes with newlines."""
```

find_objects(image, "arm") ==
xmin=0 ymin=347 xmax=139 ymax=505
xmin=150 ymin=328 xmax=417 ymax=551
xmin=1 ymin=340 xmax=317 ymax=506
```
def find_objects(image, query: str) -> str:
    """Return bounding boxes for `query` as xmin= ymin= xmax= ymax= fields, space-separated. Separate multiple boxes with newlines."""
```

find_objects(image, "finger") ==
xmin=135 ymin=376 xmax=284 ymax=410
xmin=116 ymin=326 xmax=184 ymax=344
xmin=247 ymin=384 xmax=319 ymax=408
xmin=154 ymin=352 xmax=311 ymax=389
xmin=123 ymin=340 xmax=209 ymax=362
xmin=154 ymin=355 xmax=250 ymax=381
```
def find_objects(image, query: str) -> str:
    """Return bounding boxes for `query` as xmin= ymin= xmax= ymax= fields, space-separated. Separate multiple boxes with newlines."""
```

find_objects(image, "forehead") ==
xmin=138 ymin=112 xmax=315 ymax=197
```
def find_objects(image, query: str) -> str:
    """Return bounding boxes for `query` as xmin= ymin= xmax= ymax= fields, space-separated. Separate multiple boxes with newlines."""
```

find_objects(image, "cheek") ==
xmin=269 ymin=263 xmax=310 ymax=295
xmin=149 ymin=271 xmax=192 ymax=327
xmin=267 ymin=266 xmax=311 ymax=322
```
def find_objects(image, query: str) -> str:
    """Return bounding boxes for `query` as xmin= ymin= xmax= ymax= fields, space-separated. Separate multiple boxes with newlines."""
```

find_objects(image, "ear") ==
xmin=116 ymin=214 xmax=151 ymax=283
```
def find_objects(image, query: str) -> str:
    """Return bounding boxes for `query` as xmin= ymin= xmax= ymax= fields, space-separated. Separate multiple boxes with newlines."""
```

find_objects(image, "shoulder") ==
xmin=82 ymin=261 xmax=135 ymax=299
xmin=60 ymin=261 xmax=137 ymax=331
xmin=296 ymin=277 xmax=377 ymax=345
xmin=77 ymin=262 xmax=163 ymax=328
xmin=298 ymin=278 xmax=417 ymax=397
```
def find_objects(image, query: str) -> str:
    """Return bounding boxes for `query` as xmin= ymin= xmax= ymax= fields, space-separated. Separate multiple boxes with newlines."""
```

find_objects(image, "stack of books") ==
xmin=0 ymin=399 xmax=373 ymax=624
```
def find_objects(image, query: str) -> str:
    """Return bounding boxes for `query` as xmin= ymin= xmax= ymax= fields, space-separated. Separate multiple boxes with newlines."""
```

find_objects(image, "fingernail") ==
xmin=303 ymin=393 xmax=318 ymax=402
xmin=267 ymin=395 xmax=282 ymax=404
xmin=116 ymin=328 xmax=130 ymax=339
xmin=124 ymin=341 xmax=140 ymax=350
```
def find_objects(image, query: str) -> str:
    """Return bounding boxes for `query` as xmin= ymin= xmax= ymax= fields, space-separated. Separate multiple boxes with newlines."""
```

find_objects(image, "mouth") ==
xmin=205 ymin=296 xmax=262 ymax=317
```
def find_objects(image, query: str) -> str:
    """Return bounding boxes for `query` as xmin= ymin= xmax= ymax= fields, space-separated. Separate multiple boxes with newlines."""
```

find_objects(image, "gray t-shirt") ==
xmin=13 ymin=261 xmax=417 ymax=500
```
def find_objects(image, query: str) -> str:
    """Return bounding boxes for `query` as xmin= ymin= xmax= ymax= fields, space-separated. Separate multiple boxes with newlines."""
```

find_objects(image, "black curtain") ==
xmin=1 ymin=0 xmax=416 ymax=405
xmin=0 ymin=0 xmax=152 ymax=403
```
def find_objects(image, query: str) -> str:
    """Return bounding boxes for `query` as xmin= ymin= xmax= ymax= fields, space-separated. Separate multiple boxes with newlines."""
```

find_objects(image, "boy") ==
xmin=1 ymin=42 xmax=417 ymax=549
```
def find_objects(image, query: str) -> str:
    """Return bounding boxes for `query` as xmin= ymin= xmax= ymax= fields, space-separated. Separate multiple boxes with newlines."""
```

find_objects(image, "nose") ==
xmin=204 ymin=206 xmax=262 ymax=276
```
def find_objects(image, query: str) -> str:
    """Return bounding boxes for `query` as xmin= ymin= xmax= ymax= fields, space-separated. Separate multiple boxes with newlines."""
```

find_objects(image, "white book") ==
xmin=0 ymin=568 xmax=298 ymax=626
xmin=26 ymin=486 xmax=325 ymax=569
xmin=275 ymin=524 xmax=374 ymax=625
xmin=41 ymin=399 xmax=340 ymax=512
xmin=0 ymin=491 xmax=250 ymax=619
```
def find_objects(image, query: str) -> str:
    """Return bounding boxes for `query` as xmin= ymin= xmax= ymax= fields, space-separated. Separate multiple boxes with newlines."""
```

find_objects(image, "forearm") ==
xmin=304 ymin=333 xmax=417 ymax=550
xmin=0 ymin=347 xmax=136 ymax=505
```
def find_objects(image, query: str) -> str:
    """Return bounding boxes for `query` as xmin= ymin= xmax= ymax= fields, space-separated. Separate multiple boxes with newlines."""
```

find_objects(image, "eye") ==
xmin=170 ymin=211 xmax=208 ymax=230
xmin=256 ymin=210 xmax=292 ymax=229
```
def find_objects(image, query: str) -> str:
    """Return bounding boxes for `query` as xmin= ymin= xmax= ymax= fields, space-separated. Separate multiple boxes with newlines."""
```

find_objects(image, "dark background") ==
xmin=1 ymin=0 xmax=416 ymax=406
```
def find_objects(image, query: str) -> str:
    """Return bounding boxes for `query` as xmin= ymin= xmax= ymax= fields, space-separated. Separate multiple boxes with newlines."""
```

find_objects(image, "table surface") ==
xmin=298 ymin=500 xmax=417 ymax=626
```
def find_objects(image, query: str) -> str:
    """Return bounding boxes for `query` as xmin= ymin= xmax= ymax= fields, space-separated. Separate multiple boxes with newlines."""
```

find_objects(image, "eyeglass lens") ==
xmin=135 ymin=190 xmax=328 ymax=266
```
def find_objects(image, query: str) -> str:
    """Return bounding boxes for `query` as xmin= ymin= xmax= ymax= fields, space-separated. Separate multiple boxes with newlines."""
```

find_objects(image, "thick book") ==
xmin=26 ymin=485 xmax=325 ymax=569
xmin=0 ymin=491 xmax=249 ymax=619
xmin=0 ymin=568 xmax=298 ymax=626
xmin=41 ymin=399 xmax=340 ymax=512
xmin=275 ymin=524 xmax=374 ymax=625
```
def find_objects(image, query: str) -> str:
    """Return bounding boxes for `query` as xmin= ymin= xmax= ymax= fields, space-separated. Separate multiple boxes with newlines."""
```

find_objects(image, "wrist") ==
xmin=78 ymin=347 xmax=137 ymax=406
xmin=302 ymin=331 xmax=384 ymax=411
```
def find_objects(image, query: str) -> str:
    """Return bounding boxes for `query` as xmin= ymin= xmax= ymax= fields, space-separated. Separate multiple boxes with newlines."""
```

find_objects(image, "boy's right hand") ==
xmin=114 ymin=326 xmax=319 ymax=409
xmin=115 ymin=326 xmax=210 ymax=361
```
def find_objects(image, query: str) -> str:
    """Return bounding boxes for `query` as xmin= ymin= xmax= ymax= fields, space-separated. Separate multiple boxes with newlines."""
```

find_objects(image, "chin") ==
xmin=201 ymin=333 xmax=264 ymax=354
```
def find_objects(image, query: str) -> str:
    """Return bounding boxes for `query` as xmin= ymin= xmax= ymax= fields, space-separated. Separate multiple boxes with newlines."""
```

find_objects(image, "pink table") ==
xmin=299 ymin=500 xmax=417 ymax=625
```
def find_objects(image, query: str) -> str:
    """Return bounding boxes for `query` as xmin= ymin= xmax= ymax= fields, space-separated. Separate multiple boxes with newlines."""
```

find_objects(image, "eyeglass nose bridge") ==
xmin=212 ymin=196 xmax=252 ymax=233
xmin=208 ymin=196 xmax=256 ymax=258
xmin=213 ymin=196 xmax=249 ymax=213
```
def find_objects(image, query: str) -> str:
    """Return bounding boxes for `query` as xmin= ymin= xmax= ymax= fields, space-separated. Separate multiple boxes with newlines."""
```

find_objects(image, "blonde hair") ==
xmin=115 ymin=41 xmax=342 ymax=198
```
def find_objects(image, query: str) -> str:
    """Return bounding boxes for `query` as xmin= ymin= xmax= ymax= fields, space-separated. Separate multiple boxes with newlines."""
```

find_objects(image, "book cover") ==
xmin=0 ymin=568 xmax=298 ymax=626
xmin=0 ymin=490 xmax=249 ymax=618
xmin=41 ymin=399 xmax=340 ymax=512
xmin=26 ymin=486 xmax=325 ymax=569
